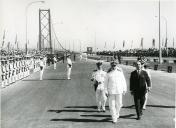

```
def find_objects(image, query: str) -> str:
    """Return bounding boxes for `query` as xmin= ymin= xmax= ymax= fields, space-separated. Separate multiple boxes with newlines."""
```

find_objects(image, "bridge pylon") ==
xmin=39 ymin=9 xmax=52 ymax=54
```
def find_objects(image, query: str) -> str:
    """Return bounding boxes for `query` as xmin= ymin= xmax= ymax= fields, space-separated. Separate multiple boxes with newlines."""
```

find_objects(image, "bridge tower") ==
xmin=39 ymin=9 xmax=52 ymax=54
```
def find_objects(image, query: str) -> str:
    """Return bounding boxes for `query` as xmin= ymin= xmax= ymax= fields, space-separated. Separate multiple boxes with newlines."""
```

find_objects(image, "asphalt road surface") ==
xmin=1 ymin=59 xmax=175 ymax=128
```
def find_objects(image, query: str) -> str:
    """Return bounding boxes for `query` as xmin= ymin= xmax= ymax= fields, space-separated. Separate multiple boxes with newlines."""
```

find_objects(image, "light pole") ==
xmin=157 ymin=1 xmax=168 ymax=62
xmin=94 ymin=32 xmax=96 ymax=53
xmin=73 ymin=40 xmax=74 ymax=52
xmin=158 ymin=0 xmax=162 ymax=64
xmin=162 ymin=16 xmax=168 ymax=56
xmin=25 ymin=0 xmax=45 ymax=54
xmin=79 ymin=40 xmax=82 ymax=53
xmin=162 ymin=17 xmax=167 ymax=44
xmin=156 ymin=15 xmax=168 ymax=59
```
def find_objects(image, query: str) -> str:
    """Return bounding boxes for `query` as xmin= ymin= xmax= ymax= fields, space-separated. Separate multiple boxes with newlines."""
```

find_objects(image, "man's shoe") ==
xmin=112 ymin=121 xmax=117 ymax=124
xmin=143 ymin=107 xmax=146 ymax=110
xmin=140 ymin=111 xmax=143 ymax=116
xmin=102 ymin=110 xmax=106 ymax=112
xmin=98 ymin=108 xmax=101 ymax=112
xmin=136 ymin=116 xmax=141 ymax=120
xmin=102 ymin=107 xmax=106 ymax=112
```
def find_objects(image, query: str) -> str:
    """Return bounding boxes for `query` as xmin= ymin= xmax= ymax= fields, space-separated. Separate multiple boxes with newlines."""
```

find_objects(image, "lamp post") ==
xmin=94 ymin=32 xmax=96 ymax=53
xmin=156 ymin=8 xmax=168 ymax=60
xmin=25 ymin=0 xmax=45 ymax=54
xmin=158 ymin=0 xmax=162 ymax=64
xmin=79 ymin=40 xmax=82 ymax=53
xmin=162 ymin=17 xmax=167 ymax=44
xmin=162 ymin=16 xmax=168 ymax=56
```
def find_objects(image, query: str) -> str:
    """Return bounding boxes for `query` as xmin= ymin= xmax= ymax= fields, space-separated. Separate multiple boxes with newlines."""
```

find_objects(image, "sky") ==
xmin=0 ymin=0 xmax=176 ymax=52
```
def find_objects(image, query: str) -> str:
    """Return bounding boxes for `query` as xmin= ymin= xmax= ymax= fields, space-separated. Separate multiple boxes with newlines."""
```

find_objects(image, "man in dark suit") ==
xmin=130 ymin=60 xmax=151 ymax=120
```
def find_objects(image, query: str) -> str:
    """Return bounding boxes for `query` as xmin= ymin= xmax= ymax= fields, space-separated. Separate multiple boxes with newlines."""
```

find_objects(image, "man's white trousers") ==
xmin=67 ymin=67 xmax=72 ymax=79
xmin=40 ymin=69 xmax=44 ymax=80
xmin=109 ymin=94 xmax=123 ymax=122
xmin=96 ymin=89 xmax=107 ymax=110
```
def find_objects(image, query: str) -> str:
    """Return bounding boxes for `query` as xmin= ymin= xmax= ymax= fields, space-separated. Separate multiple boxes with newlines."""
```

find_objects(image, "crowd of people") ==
xmin=0 ymin=50 xmax=79 ymax=88
xmin=97 ymin=48 xmax=176 ymax=57
xmin=0 ymin=55 xmax=47 ymax=88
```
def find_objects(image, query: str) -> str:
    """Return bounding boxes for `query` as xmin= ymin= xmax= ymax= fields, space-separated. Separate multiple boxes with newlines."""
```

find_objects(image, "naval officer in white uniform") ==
xmin=66 ymin=55 xmax=72 ymax=80
xmin=91 ymin=61 xmax=107 ymax=112
xmin=104 ymin=61 xmax=127 ymax=123
xmin=39 ymin=57 xmax=44 ymax=80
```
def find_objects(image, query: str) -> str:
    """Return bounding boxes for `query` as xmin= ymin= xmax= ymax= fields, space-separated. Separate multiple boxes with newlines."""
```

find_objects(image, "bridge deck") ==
xmin=1 ymin=60 xmax=175 ymax=128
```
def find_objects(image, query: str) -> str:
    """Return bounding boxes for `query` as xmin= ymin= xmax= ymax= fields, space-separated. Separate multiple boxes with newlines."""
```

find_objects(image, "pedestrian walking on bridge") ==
xmin=66 ymin=55 xmax=72 ymax=80
xmin=104 ymin=61 xmax=127 ymax=123
xmin=74 ymin=54 xmax=76 ymax=61
xmin=39 ymin=57 xmax=44 ymax=80
xmin=91 ymin=61 xmax=107 ymax=112
xmin=53 ymin=56 xmax=57 ymax=70
xmin=130 ymin=60 xmax=151 ymax=120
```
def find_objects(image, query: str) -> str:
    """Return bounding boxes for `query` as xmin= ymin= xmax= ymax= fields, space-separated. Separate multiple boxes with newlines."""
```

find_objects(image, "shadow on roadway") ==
xmin=23 ymin=78 xmax=67 ymax=81
xmin=122 ymin=105 xmax=175 ymax=109
xmin=64 ymin=106 xmax=102 ymax=109
xmin=122 ymin=105 xmax=135 ymax=109
xmin=48 ymin=109 xmax=98 ymax=113
xmin=147 ymin=105 xmax=175 ymax=108
xmin=50 ymin=114 xmax=136 ymax=122
xmin=119 ymin=114 xmax=136 ymax=119
xmin=65 ymin=106 xmax=97 ymax=109
xmin=80 ymin=114 xmax=111 ymax=117
xmin=50 ymin=118 xmax=111 ymax=122
xmin=64 ymin=106 xmax=110 ymax=110
xmin=80 ymin=114 xmax=136 ymax=119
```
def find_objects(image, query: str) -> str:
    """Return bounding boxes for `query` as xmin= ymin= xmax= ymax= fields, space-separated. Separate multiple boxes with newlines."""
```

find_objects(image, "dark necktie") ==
xmin=137 ymin=70 xmax=140 ymax=76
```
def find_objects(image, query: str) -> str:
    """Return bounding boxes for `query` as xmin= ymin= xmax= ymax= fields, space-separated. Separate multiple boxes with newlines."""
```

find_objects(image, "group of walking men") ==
xmin=91 ymin=59 xmax=151 ymax=123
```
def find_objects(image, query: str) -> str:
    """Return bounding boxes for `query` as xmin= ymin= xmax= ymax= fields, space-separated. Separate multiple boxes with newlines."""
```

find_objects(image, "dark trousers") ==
xmin=62 ymin=57 xmax=64 ymax=63
xmin=133 ymin=94 xmax=145 ymax=117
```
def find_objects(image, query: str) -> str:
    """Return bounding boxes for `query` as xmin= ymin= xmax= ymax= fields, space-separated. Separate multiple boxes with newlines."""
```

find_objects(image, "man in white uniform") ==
xmin=79 ymin=53 xmax=82 ymax=61
xmin=85 ymin=53 xmax=87 ymax=61
xmin=53 ymin=56 xmax=57 ymax=70
xmin=91 ymin=61 xmax=107 ymax=112
xmin=5 ymin=60 xmax=9 ymax=86
xmin=39 ymin=57 xmax=44 ymax=80
xmin=104 ymin=61 xmax=127 ymax=123
xmin=1 ymin=60 xmax=6 ymax=88
xmin=43 ymin=56 xmax=47 ymax=67
xmin=8 ymin=59 xmax=13 ymax=84
xmin=12 ymin=59 xmax=16 ymax=83
xmin=66 ymin=55 xmax=72 ymax=80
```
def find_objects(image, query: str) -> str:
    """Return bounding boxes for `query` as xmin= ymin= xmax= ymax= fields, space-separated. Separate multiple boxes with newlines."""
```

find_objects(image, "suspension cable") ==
xmin=51 ymin=21 xmax=69 ymax=52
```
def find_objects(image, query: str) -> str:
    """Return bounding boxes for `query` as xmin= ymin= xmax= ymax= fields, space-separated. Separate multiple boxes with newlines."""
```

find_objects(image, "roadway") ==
xmin=1 ymin=59 xmax=175 ymax=128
